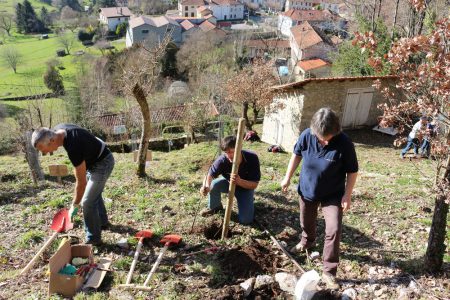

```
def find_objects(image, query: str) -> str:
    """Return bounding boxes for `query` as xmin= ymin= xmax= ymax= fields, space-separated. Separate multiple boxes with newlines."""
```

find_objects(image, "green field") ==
xmin=0 ymin=97 xmax=68 ymax=125
xmin=0 ymin=0 xmax=56 ymax=14
xmin=0 ymin=32 xmax=126 ymax=99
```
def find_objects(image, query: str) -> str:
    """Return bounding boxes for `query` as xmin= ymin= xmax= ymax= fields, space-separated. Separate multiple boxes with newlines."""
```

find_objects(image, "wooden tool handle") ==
xmin=126 ymin=238 xmax=144 ymax=284
xmin=20 ymin=231 xmax=59 ymax=276
xmin=222 ymin=118 xmax=246 ymax=240
xmin=266 ymin=230 xmax=305 ymax=273
xmin=143 ymin=244 xmax=169 ymax=286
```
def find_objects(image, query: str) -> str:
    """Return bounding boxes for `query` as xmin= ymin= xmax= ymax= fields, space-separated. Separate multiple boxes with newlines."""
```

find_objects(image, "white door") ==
xmin=342 ymin=88 xmax=374 ymax=128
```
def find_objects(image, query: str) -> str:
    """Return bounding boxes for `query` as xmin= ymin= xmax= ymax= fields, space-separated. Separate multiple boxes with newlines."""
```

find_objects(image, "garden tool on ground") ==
xmin=125 ymin=230 xmax=153 ymax=285
xmin=20 ymin=208 xmax=73 ymax=276
xmin=119 ymin=234 xmax=182 ymax=291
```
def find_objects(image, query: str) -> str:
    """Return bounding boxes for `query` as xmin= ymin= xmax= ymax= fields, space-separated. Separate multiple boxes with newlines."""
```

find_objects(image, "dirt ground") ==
xmin=0 ymin=129 xmax=449 ymax=299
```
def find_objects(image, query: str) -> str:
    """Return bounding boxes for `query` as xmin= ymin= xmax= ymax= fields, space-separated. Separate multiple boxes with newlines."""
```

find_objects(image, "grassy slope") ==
xmin=0 ymin=129 xmax=448 ymax=299
xmin=0 ymin=32 xmax=126 ymax=99
xmin=0 ymin=0 xmax=56 ymax=15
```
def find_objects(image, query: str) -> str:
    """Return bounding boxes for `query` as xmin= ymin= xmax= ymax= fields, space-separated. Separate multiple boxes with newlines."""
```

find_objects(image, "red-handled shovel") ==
xmin=20 ymin=208 xmax=74 ymax=276
xmin=119 ymin=234 xmax=182 ymax=291
xmin=125 ymin=230 xmax=153 ymax=285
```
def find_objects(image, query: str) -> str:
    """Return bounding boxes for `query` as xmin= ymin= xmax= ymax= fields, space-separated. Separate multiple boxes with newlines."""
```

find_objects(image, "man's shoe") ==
xmin=101 ymin=222 xmax=112 ymax=230
xmin=322 ymin=273 xmax=340 ymax=290
xmin=200 ymin=207 xmax=223 ymax=217
xmin=289 ymin=242 xmax=307 ymax=254
xmin=399 ymin=153 xmax=405 ymax=159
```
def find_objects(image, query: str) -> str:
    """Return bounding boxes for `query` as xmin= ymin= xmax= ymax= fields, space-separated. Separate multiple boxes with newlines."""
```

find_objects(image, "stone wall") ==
xmin=262 ymin=77 xmax=398 ymax=152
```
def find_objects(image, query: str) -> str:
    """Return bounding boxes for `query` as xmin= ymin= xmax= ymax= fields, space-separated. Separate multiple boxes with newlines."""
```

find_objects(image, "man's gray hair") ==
xmin=31 ymin=127 xmax=56 ymax=148
xmin=310 ymin=107 xmax=341 ymax=138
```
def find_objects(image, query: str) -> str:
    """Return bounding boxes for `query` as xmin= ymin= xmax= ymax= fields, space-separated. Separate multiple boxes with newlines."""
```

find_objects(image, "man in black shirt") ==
xmin=31 ymin=124 xmax=115 ymax=245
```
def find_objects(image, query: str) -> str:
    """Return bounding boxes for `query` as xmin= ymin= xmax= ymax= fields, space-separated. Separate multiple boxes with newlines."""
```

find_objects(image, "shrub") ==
xmin=43 ymin=65 xmax=65 ymax=95
xmin=77 ymin=29 xmax=94 ymax=42
xmin=115 ymin=22 xmax=127 ymax=37
xmin=56 ymin=49 xmax=66 ymax=57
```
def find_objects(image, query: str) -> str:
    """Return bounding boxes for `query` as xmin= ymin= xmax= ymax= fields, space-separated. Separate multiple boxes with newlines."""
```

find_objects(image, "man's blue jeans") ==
xmin=420 ymin=139 xmax=431 ymax=157
xmin=401 ymin=136 xmax=420 ymax=156
xmin=82 ymin=153 xmax=114 ymax=243
xmin=208 ymin=177 xmax=254 ymax=224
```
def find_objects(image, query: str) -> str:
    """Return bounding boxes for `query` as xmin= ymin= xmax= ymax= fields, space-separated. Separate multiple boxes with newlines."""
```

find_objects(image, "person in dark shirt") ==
xmin=281 ymin=108 xmax=358 ymax=290
xmin=31 ymin=124 xmax=115 ymax=245
xmin=199 ymin=135 xmax=261 ymax=224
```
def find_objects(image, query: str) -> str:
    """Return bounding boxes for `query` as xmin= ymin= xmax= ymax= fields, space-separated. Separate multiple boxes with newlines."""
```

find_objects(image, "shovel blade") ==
xmin=51 ymin=208 xmax=74 ymax=233
xmin=161 ymin=234 xmax=182 ymax=245
xmin=136 ymin=230 xmax=153 ymax=239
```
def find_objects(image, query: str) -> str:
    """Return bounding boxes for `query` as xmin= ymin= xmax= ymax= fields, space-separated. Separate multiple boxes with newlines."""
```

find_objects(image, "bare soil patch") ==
xmin=218 ymin=240 xmax=281 ymax=280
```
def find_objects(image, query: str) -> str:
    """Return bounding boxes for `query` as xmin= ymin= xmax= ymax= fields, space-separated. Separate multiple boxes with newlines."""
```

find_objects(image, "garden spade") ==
xmin=119 ymin=234 xmax=182 ymax=291
xmin=20 ymin=208 xmax=74 ymax=276
xmin=125 ymin=230 xmax=153 ymax=285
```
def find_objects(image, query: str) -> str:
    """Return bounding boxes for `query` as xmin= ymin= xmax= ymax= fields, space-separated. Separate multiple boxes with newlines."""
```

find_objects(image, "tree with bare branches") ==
xmin=118 ymin=37 xmax=171 ymax=177
xmin=0 ymin=46 xmax=22 ymax=73
xmin=354 ymin=0 xmax=449 ymax=272
xmin=225 ymin=59 xmax=278 ymax=131
xmin=57 ymin=31 xmax=75 ymax=55
xmin=0 ymin=13 xmax=13 ymax=36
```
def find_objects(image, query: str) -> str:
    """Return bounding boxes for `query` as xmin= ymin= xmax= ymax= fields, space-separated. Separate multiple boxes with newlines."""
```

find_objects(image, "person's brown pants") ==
xmin=299 ymin=197 xmax=343 ymax=276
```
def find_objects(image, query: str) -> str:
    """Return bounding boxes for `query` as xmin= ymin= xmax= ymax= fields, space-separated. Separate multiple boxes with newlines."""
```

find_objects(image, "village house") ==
xmin=284 ymin=0 xmax=342 ymax=14
xmin=261 ymin=75 xmax=398 ymax=151
xmin=241 ymin=39 xmax=290 ymax=59
xmin=178 ymin=0 xmax=245 ymax=21
xmin=126 ymin=16 xmax=182 ymax=47
xmin=278 ymin=8 xmax=346 ymax=37
xmin=99 ymin=7 xmax=132 ymax=31
xmin=294 ymin=58 xmax=330 ymax=80
xmin=289 ymin=21 xmax=335 ymax=64
xmin=179 ymin=19 xmax=226 ymax=41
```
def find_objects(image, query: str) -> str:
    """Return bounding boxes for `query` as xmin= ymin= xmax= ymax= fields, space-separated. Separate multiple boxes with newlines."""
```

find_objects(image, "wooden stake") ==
xmin=221 ymin=118 xmax=246 ymax=240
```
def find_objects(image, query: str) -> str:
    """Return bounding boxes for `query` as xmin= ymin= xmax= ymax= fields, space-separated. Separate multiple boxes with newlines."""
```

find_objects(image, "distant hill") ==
xmin=0 ymin=0 xmax=56 ymax=15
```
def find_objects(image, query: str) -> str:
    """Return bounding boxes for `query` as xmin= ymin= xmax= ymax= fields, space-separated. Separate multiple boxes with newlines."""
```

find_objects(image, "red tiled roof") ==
xmin=282 ymin=9 xmax=337 ymax=22
xmin=197 ymin=6 xmax=211 ymax=12
xmin=290 ymin=21 xmax=323 ymax=49
xmin=180 ymin=19 xmax=195 ymax=30
xmin=272 ymin=75 xmax=398 ymax=90
xmin=181 ymin=0 xmax=205 ymax=5
xmin=199 ymin=20 xmax=216 ymax=32
xmin=297 ymin=58 xmax=329 ymax=71
xmin=331 ymin=35 xmax=342 ymax=45
xmin=243 ymin=39 xmax=290 ymax=49
xmin=100 ymin=7 xmax=132 ymax=18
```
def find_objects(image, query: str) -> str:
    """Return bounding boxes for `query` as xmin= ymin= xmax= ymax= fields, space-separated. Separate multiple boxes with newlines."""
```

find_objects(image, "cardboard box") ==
xmin=48 ymin=240 xmax=93 ymax=298
xmin=48 ymin=165 xmax=69 ymax=177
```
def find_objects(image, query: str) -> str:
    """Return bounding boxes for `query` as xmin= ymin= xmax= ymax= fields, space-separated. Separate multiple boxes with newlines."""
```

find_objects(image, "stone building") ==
xmin=261 ymin=75 xmax=398 ymax=151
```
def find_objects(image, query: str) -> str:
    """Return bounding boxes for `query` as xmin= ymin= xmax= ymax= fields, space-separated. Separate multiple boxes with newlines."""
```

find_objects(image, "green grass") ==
xmin=1 ymin=33 xmax=84 ymax=98
xmin=17 ymin=230 xmax=44 ymax=249
xmin=0 ymin=32 xmax=126 ymax=99
xmin=0 ymin=0 xmax=56 ymax=14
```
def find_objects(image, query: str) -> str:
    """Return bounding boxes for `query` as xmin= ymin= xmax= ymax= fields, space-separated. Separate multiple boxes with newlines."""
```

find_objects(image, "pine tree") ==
xmin=40 ymin=7 xmax=51 ymax=28
xmin=15 ymin=3 xmax=26 ymax=33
